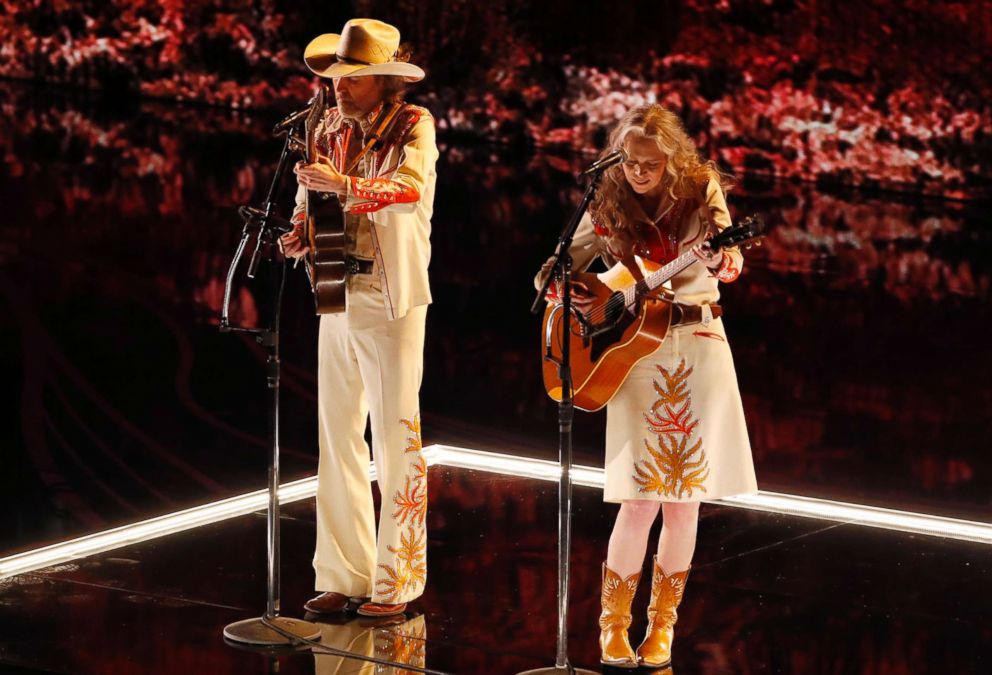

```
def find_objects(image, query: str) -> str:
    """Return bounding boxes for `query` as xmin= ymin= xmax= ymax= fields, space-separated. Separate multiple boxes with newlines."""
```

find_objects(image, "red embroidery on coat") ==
xmin=309 ymin=104 xmax=428 ymax=215
xmin=636 ymin=232 xmax=679 ymax=265
xmin=714 ymin=252 xmax=740 ymax=283
xmin=592 ymin=214 xmax=609 ymax=237
xmin=377 ymin=107 xmax=423 ymax=157
xmin=693 ymin=331 xmax=725 ymax=342
xmin=348 ymin=176 xmax=419 ymax=213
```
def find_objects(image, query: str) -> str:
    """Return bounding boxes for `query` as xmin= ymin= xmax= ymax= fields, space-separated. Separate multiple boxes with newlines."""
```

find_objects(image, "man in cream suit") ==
xmin=281 ymin=18 xmax=437 ymax=618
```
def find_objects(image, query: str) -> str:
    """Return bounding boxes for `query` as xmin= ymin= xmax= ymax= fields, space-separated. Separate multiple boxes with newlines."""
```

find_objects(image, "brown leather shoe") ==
xmin=356 ymin=601 xmax=407 ymax=617
xmin=304 ymin=592 xmax=349 ymax=614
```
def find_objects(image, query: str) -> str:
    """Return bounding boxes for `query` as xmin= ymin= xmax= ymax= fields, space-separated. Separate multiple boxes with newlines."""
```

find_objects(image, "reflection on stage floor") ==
xmin=1 ymin=465 xmax=988 ymax=674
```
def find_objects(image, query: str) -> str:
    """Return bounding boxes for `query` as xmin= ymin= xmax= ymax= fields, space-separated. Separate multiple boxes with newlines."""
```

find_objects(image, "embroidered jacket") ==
xmin=293 ymin=103 xmax=438 ymax=320
xmin=536 ymin=175 xmax=742 ymax=307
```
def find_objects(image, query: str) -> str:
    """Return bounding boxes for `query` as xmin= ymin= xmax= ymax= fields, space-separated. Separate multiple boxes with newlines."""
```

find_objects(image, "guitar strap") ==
xmin=343 ymin=101 xmax=405 ymax=175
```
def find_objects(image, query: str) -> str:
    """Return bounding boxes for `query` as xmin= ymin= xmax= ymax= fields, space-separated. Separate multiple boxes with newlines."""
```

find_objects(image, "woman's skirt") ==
xmin=603 ymin=318 xmax=758 ymax=503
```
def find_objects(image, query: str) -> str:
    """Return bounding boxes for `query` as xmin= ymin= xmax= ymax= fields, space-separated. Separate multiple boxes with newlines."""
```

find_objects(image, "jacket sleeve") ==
xmin=533 ymin=212 xmax=608 ymax=294
xmin=702 ymin=177 xmax=743 ymax=283
xmin=291 ymin=184 xmax=306 ymax=225
xmin=343 ymin=112 xmax=438 ymax=215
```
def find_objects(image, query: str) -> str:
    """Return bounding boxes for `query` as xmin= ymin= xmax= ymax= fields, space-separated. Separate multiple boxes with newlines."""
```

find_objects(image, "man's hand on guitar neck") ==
xmin=295 ymin=159 xmax=348 ymax=195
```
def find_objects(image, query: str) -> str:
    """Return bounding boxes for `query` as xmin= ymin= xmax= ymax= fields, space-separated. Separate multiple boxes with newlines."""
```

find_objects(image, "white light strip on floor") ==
xmin=2 ymin=444 xmax=989 ymax=579
xmin=0 ymin=472 xmax=331 ymax=580
xmin=432 ymin=445 xmax=992 ymax=544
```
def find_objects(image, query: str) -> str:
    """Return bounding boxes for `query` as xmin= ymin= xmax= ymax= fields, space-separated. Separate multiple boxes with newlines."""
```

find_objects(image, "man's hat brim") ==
xmin=304 ymin=33 xmax=425 ymax=82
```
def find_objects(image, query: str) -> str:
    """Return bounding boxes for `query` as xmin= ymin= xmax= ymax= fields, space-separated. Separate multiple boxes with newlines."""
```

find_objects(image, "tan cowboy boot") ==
xmin=636 ymin=557 xmax=689 ymax=667
xmin=599 ymin=563 xmax=640 ymax=668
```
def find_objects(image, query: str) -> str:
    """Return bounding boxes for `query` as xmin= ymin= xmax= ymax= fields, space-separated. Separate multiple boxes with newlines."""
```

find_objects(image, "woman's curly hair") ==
xmin=590 ymin=104 xmax=731 ymax=254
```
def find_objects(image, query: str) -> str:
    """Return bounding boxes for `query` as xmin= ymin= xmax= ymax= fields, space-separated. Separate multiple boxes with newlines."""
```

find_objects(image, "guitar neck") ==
xmin=620 ymin=249 xmax=701 ymax=306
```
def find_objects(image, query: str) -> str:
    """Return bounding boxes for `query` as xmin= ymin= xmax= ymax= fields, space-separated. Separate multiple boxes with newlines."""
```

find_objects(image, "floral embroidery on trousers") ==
xmin=376 ymin=414 xmax=428 ymax=602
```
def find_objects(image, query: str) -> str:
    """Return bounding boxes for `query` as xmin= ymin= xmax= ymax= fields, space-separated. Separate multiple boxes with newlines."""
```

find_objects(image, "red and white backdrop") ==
xmin=2 ymin=0 xmax=990 ymax=197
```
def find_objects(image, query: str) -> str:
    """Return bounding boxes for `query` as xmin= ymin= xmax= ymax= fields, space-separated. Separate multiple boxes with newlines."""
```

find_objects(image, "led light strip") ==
xmin=2 ymin=444 xmax=989 ymax=579
xmin=430 ymin=445 xmax=992 ymax=544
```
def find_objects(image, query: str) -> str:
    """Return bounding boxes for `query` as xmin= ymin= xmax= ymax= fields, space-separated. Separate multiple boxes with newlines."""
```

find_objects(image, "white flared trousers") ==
xmin=313 ymin=281 xmax=428 ymax=604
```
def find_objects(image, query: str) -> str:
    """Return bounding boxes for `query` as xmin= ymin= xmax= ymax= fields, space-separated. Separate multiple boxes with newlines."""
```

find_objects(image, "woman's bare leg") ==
xmin=657 ymin=501 xmax=700 ymax=572
xmin=606 ymin=500 xmax=661 ymax=576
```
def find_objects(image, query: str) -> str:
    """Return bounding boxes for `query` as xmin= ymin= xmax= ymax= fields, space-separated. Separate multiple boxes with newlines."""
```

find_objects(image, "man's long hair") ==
xmin=379 ymin=43 xmax=415 ymax=103
xmin=590 ymin=104 xmax=731 ymax=253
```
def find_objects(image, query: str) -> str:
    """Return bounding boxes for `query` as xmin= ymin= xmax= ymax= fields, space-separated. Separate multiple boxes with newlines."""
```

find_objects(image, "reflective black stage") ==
xmin=2 ymin=82 xmax=991 ymax=557
xmin=2 ymin=82 xmax=991 ymax=674
xmin=1 ymin=466 xmax=990 ymax=674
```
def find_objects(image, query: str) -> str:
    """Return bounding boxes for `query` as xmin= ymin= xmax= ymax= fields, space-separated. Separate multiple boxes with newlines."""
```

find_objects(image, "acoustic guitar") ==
xmin=541 ymin=215 xmax=764 ymax=411
xmin=301 ymin=85 xmax=348 ymax=314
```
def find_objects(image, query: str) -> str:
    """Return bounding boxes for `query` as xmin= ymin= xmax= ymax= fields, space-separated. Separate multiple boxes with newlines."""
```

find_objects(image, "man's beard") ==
xmin=337 ymin=99 xmax=364 ymax=118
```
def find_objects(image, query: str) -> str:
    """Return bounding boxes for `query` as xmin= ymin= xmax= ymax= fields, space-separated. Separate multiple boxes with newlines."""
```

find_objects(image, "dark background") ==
xmin=1 ymin=0 xmax=990 ymax=555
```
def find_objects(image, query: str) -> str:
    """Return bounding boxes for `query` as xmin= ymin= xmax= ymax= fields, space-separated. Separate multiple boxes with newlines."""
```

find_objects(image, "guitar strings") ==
xmin=577 ymin=251 xmax=695 ymax=325
xmin=561 ymin=222 xmax=753 ymax=327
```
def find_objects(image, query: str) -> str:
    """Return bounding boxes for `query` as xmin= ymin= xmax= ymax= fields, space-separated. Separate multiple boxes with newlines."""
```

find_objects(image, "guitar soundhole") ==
xmin=588 ymin=304 xmax=635 ymax=362
xmin=603 ymin=291 xmax=626 ymax=326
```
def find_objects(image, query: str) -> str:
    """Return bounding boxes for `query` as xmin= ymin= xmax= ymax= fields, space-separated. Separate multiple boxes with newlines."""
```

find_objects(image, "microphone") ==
xmin=239 ymin=206 xmax=295 ymax=234
xmin=272 ymin=106 xmax=312 ymax=136
xmin=580 ymin=148 xmax=628 ymax=178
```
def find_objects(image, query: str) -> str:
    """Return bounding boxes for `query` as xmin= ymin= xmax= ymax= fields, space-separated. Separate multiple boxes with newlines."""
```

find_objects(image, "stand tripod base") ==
xmin=223 ymin=615 xmax=322 ymax=646
xmin=517 ymin=667 xmax=598 ymax=674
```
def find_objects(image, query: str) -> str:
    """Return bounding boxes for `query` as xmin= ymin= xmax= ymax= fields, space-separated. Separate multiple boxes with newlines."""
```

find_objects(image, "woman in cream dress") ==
xmin=537 ymin=104 xmax=757 ymax=668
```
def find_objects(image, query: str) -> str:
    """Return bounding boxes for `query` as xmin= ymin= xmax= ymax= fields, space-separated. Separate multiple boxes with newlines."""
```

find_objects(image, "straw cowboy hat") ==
xmin=304 ymin=19 xmax=425 ymax=81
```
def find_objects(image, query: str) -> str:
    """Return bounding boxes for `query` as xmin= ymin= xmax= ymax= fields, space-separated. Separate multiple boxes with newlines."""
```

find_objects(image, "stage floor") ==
xmin=1 ymin=463 xmax=989 ymax=674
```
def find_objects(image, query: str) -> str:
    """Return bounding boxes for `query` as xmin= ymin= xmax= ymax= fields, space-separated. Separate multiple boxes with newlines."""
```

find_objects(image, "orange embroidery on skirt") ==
xmin=632 ymin=360 xmax=710 ymax=498
xmin=693 ymin=331 xmax=725 ymax=342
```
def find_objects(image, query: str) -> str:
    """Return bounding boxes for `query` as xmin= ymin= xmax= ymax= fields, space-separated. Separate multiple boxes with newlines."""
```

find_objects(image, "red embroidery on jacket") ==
xmin=635 ymin=231 xmax=679 ymax=265
xmin=592 ymin=213 xmax=609 ymax=237
xmin=349 ymin=176 xmax=419 ymax=213
xmin=377 ymin=107 xmax=423 ymax=157
xmin=713 ymin=252 xmax=740 ymax=283
xmin=693 ymin=331 xmax=725 ymax=342
xmin=308 ymin=104 xmax=429 ymax=214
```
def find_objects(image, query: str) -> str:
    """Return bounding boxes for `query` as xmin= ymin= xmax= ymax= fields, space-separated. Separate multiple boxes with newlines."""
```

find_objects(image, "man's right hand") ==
xmin=279 ymin=223 xmax=310 ymax=260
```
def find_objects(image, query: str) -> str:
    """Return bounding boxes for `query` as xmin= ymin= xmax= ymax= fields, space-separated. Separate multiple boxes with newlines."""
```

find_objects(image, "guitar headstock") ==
xmin=710 ymin=214 xmax=766 ymax=251
xmin=303 ymin=85 xmax=327 ymax=163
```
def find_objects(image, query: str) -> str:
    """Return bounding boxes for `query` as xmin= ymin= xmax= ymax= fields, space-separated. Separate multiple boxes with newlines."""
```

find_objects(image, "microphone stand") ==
xmin=521 ymin=170 xmax=604 ymax=675
xmin=220 ymin=124 xmax=321 ymax=646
